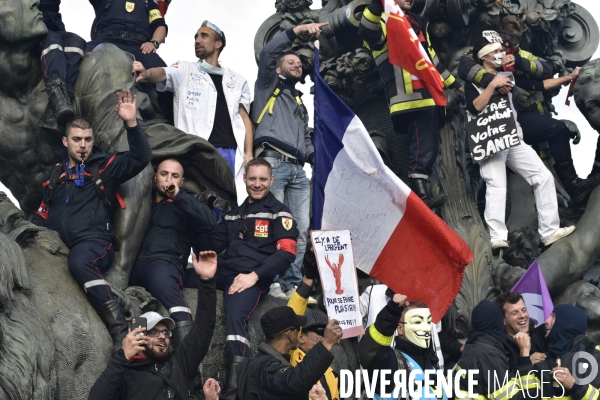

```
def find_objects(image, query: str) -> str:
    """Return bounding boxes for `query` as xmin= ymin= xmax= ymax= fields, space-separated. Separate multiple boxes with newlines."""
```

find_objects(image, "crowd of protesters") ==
xmin=28 ymin=0 xmax=600 ymax=399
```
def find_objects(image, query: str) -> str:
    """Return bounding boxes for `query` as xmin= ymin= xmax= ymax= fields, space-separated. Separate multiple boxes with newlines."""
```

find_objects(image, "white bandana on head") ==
xmin=403 ymin=307 xmax=433 ymax=349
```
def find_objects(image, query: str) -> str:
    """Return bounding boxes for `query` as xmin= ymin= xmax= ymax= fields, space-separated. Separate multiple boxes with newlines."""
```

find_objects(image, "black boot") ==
xmin=220 ymin=356 xmax=249 ymax=400
xmin=96 ymin=299 xmax=128 ymax=352
xmin=170 ymin=320 xmax=193 ymax=349
xmin=554 ymin=161 xmax=600 ymax=204
xmin=407 ymin=178 xmax=447 ymax=209
xmin=43 ymin=78 xmax=75 ymax=126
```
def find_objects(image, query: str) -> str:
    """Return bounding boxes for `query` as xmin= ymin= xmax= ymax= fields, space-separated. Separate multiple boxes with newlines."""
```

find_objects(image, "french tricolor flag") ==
xmin=312 ymin=43 xmax=473 ymax=322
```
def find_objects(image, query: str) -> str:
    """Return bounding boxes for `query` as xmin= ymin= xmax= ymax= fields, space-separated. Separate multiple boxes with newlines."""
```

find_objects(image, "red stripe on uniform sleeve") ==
xmin=276 ymin=238 xmax=297 ymax=256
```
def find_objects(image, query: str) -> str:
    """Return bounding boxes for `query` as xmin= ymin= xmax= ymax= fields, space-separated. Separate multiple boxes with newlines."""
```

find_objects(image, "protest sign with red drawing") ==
xmin=311 ymin=230 xmax=364 ymax=338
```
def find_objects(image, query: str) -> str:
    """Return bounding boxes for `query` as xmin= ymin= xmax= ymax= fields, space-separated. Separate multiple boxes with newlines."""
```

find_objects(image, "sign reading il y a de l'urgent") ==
xmin=311 ymin=230 xmax=364 ymax=338
xmin=466 ymin=93 xmax=520 ymax=163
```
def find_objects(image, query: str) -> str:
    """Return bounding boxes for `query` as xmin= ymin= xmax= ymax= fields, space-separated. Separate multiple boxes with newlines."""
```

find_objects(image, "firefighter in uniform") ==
xmin=39 ymin=0 xmax=86 ymax=127
xmin=358 ymin=294 xmax=446 ymax=399
xmin=199 ymin=158 xmax=299 ymax=393
xmin=537 ymin=304 xmax=600 ymax=400
xmin=87 ymin=0 xmax=168 ymax=69
xmin=358 ymin=0 xmax=462 ymax=210
xmin=458 ymin=16 xmax=600 ymax=205
xmin=129 ymin=158 xmax=216 ymax=348
xmin=31 ymin=90 xmax=152 ymax=351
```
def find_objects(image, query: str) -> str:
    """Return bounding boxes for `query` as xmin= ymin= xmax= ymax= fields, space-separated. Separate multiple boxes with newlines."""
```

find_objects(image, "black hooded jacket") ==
xmin=88 ymin=278 xmax=216 ymax=400
xmin=535 ymin=305 xmax=600 ymax=400
xmin=456 ymin=301 xmax=538 ymax=400
xmin=32 ymin=123 xmax=152 ymax=248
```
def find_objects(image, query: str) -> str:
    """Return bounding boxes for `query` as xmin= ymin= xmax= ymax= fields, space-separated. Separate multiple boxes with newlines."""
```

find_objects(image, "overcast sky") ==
xmin=1 ymin=0 xmax=599 ymax=206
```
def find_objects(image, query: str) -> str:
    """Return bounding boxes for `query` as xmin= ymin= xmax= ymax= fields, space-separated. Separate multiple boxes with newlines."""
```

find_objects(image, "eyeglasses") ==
xmin=147 ymin=329 xmax=172 ymax=338
xmin=499 ymin=30 xmax=521 ymax=47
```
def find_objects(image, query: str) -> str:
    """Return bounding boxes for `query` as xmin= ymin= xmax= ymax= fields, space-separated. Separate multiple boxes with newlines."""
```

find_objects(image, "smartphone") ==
xmin=129 ymin=317 xmax=147 ymax=336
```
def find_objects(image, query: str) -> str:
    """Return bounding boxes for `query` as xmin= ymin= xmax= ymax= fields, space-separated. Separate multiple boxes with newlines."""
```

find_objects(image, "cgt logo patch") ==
xmin=254 ymin=220 xmax=269 ymax=237
xmin=125 ymin=1 xmax=135 ymax=12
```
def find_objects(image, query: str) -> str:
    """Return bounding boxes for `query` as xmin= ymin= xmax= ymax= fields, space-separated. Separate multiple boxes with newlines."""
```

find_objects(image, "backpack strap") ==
xmin=150 ymin=366 xmax=187 ymax=400
xmin=256 ymin=79 xmax=284 ymax=125
xmin=88 ymin=162 xmax=112 ymax=207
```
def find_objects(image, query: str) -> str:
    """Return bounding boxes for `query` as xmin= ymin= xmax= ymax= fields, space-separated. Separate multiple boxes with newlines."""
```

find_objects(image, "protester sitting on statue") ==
xmin=132 ymin=20 xmax=254 ymax=205
xmin=197 ymin=158 xmax=299 ymax=393
xmin=358 ymin=0 xmax=463 ymax=210
xmin=455 ymin=300 xmax=538 ymax=400
xmin=128 ymin=158 xmax=216 ymax=348
xmin=459 ymin=16 xmax=600 ymax=205
xmin=253 ymin=22 xmax=325 ymax=302
xmin=31 ymin=90 xmax=152 ymax=351
xmin=244 ymin=306 xmax=343 ymax=400
xmin=38 ymin=0 xmax=86 ymax=128
xmin=88 ymin=250 xmax=218 ymax=400
xmin=87 ymin=0 xmax=167 ymax=69
xmin=465 ymin=35 xmax=574 ymax=252
xmin=526 ymin=304 xmax=600 ymax=400
xmin=495 ymin=291 xmax=548 ymax=364
xmin=358 ymin=294 xmax=446 ymax=399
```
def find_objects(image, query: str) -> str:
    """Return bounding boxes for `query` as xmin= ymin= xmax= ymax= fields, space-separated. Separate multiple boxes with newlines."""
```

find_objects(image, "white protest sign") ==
xmin=311 ymin=230 xmax=364 ymax=338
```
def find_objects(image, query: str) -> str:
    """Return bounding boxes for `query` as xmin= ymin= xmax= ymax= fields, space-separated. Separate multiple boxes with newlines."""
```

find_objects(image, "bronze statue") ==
xmin=0 ymin=0 xmax=236 ymax=292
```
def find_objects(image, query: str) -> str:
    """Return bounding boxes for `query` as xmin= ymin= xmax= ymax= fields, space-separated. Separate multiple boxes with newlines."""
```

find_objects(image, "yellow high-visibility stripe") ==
xmin=364 ymin=8 xmax=381 ymax=24
xmin=390 ymin=98 xmax=436 ymax=113
xmin=582 ymin=384 xmax=600 ymax=400
xmin=443 ymin=74 xmax=456 ymax=88
xmin=368 ymin=323 xmax=393 ymax=346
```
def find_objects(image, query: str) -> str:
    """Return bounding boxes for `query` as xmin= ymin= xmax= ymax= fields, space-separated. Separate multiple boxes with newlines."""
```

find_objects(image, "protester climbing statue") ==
xmin=253 ymin=0 xmax=600 ymax=340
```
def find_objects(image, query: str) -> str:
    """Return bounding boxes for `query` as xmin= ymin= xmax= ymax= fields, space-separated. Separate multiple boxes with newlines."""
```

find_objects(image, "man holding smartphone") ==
xmin=129 ymin=158 xmax=216 ymax=348
xmin=88 ymin=250 xmax=218 ymax=400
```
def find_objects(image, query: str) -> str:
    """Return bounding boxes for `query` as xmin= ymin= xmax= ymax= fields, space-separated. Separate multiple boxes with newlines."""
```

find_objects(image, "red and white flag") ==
xmin=382 ymin=0 xmax=446 ymax=106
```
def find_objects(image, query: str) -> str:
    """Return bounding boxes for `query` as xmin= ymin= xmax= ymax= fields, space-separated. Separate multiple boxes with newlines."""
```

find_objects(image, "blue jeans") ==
xmin=262 ymin=157 xmax=310 ymax=293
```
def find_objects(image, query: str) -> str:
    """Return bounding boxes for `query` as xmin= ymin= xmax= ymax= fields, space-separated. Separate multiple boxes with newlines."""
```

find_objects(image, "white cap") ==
xmin=141 ymin=311 xmax=176 ymax=331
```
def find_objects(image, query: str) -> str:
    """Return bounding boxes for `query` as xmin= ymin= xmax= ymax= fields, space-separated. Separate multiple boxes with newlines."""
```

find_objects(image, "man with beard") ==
xmin=129 ymin=158 xmax=216 ymax=348
xmin=495 ymin=291 xmax=548 ymax=364
xmin=358 ymin=294 xmax=446 ymax=398
xmin=88 ymin=250 xmax=218 ymax=400
xmin=252 ymin=22 xmax=326 ymax=302
xmin=133 ymin=20 xmax=254 ymax=205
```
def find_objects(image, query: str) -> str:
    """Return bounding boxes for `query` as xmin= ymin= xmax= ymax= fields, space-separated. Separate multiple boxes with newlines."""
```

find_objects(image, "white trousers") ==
xmin=479 ymin=142 xmax=559 ymax=243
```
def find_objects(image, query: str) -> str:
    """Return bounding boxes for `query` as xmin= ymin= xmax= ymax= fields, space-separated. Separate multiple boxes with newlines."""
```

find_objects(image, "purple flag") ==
xmin=511 ymin=260 xmax=554 ymax=327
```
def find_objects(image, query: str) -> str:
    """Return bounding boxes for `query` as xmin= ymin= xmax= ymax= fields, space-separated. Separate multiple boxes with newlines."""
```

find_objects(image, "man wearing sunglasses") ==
xmin=459 ymin=16 xmax=600 ymax=205
xmin=88 ymin=250 xmax=218 ymax=400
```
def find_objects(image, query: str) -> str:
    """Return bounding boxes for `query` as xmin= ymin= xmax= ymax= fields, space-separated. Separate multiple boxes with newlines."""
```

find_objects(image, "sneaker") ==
xmin=269 ymin=283 xmax=287 ymax=299
xmin=543 ymin=226 xmax=576 ymax=246
xmin=285 ymin=286 xmax=318 ymax=305
xmin=491 ymin=240 xmax=509 ymax=255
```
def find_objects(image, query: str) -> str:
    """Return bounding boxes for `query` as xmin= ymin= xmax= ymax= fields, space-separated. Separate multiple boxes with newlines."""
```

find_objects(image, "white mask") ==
xmin=487 ymin=52 xmax=506 ymax=67
xmin=402 ymin=308 xmax=433 ymax=349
